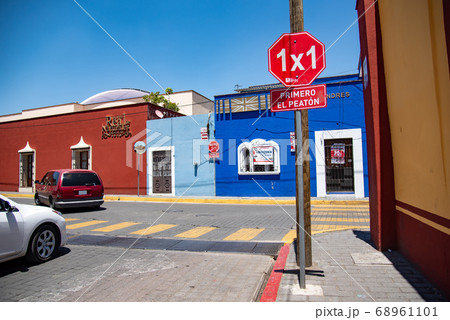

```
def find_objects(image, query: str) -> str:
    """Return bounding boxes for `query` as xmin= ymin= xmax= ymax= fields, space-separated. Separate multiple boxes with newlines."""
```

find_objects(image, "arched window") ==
xmin=237 ymin=139 xmax=280 ymax=175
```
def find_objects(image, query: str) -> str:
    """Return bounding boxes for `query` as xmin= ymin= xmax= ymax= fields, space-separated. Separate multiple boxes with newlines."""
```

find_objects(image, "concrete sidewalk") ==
xmin=272 ymin=229 xmax=447 ymax=302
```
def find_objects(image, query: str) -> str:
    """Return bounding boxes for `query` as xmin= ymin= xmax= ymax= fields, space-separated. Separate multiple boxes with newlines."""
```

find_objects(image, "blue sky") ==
xmin=0 ymin=0 xmax=360 ymax=115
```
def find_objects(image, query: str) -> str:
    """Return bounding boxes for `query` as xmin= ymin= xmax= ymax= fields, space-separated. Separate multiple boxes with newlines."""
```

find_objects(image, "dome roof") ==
xmin=80 ymin=88 xmax=150 ymax=105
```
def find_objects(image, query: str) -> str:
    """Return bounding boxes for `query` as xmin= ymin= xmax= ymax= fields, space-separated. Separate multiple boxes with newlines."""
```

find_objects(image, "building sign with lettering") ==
xmin=327 ymin=92 xmax=350 ymax=99
xmin=253 ymin=146 xmax=274 ymax=164
xmin=102 ymin=114 xmax=132 ymax=139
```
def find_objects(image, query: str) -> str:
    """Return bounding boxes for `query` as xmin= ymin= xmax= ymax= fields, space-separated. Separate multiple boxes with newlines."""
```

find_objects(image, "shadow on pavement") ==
xmin=352 ymin=230 xmax=446 ymax=301
xmin=0 ymin=247 xmax=71 ymax=278
xmin=60 ymin=206 xmax=106 ymax=215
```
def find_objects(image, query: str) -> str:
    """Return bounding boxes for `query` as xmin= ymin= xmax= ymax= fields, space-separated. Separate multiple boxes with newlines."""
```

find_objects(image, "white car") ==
xmin=0 ymin=194 xmax=67 ymax=264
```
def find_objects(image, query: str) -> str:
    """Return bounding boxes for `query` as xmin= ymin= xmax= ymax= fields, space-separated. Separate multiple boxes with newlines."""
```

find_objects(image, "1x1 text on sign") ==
xmin=268 ymin=32 xmax=326 ymax=87
xmin=270 ymin=84 xmax=327 ymax=112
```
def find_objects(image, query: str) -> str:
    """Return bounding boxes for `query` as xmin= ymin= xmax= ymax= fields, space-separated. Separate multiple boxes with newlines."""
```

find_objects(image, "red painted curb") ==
xmin=260 ymin=244 xmax=291 ymax=302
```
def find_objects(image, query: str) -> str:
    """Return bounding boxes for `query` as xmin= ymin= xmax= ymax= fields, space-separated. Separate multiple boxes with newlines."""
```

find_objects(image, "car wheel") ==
xmin=26 ymin=225 xmax=60 ymax=264
xmin=49 ymin=196 xmax=56 ymax=209
xmin=34 ymin=193 xmax=42 ymax=206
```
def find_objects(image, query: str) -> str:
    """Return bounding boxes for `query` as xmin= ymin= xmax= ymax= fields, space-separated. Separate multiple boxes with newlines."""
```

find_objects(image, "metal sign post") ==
xmin=295 ymin=111 xmax=306 ymax=288
xmin=134 ymin=141 xmax=146 ymax=197
xmin=267 ymin=0 xmax=326 ymax=290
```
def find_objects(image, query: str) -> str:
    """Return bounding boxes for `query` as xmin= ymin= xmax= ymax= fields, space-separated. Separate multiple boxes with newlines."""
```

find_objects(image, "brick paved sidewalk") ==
xmin=0 ymin=245 xmax=273 ymax=302
xmin=276 ymin=229 xmax=446 ymax=302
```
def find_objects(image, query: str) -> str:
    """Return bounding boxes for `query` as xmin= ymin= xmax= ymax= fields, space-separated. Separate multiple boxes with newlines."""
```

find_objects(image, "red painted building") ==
xmin=0 ymin=89 xmax=187 ymax=195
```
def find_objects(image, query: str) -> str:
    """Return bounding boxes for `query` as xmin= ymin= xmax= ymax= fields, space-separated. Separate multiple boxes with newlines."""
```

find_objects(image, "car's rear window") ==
xmin=61 ymin=172 xmax=101 ymax=187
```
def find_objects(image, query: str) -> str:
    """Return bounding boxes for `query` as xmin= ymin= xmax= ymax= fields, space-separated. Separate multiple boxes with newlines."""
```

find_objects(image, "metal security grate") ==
xmin=324 ymin=138 xmax=355 ymax=193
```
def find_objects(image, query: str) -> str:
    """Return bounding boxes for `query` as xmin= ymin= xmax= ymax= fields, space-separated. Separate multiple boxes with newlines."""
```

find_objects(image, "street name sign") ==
xmin=268 ymin=32 xmax=326 ymax=87
xmin=270 ymin=84 xmax=327 ymax=112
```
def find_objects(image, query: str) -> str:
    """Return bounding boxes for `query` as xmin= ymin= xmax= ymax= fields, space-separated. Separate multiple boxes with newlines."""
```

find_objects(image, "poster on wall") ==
xmin=331 ymin=143 xmax=345 ymax=164
xmin=290 ymin=132 xmax=295 ymax=152
xmin=253 ymin=146 xmax=274 ymax=164
xmin=201 ymin=127 xmax=208 ymax=140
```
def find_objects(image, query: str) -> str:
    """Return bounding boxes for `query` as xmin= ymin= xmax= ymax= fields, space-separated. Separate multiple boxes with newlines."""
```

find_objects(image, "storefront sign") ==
xmin=102 ymin=114 xmax=132 ymax=139
xmin=253 ymin=146 xmax=274 ymax=164
xmin=331 ymin=143 xmax=345 ymax=164
xmin=201 ymin=127 xmax=208 ymax=140
xmin=327 ymin=92 xmax=350 ymax=99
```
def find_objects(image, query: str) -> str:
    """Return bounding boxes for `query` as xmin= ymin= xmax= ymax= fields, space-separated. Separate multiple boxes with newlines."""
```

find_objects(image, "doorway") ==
xmin=72 ymin=149 xmax=90 ymax=169
xmin=71 ymin=137 xmax=91 ymax=170
xmin=324 ymin=138 xmax=354 ymax=193
xmin=314 ymin=128 xmax=365 ymax=198
xmin=148 ymin=147 xmax=174 ymax=195
xmin=19 ymin=152 xmax=35 ymax=192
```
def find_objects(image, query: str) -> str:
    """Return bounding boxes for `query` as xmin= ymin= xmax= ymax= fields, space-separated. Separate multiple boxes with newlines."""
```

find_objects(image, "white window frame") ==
xmin=315 ymin=128 xmax=365 ymax=198
xmin=237 ymin=139 xmax=280 ymax=175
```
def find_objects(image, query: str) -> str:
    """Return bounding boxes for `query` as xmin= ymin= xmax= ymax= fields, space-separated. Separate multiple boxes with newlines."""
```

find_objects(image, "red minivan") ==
xmin=34 ymin=169 xmax=104 ymax=209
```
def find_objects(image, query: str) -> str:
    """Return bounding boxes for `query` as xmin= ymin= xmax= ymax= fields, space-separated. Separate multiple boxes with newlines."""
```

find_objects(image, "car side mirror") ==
xmin=34 ymin=180 xmax=41 ymax=184
xmin=5 ymin=201 xmax=16 ymax=212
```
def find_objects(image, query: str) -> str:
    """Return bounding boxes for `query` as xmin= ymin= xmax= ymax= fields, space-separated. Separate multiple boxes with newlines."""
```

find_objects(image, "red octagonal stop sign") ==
xmin=208 ymin=141 xmax=219 ymax=153
xmin=268 ymin=32 xmax=326 ymax=87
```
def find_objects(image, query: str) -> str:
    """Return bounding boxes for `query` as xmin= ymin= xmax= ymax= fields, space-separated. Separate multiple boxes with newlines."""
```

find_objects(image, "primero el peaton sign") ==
xmin=270 ymin=84 xmax=327 ymax=112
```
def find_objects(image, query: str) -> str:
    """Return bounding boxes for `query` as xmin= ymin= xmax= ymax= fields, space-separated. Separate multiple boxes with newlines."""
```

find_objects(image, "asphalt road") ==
xmin=2 ymin=198 xmax=289 ymax=302
xmin=1 ymin=197 xmax=371 ymax=302
xmin=13 ymin=198 xmax=297 ymax=242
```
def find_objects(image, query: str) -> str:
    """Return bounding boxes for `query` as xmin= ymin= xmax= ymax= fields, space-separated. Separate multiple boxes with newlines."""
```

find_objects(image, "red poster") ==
xmin=331 ymin=143 xmax=345 ymax=164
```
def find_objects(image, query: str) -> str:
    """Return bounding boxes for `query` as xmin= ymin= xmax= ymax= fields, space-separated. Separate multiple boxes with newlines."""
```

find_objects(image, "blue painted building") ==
xmin=214 ymin=74 xmax=368 ymax=198
xmin=146 ymin=113 xmax=215 ymax=196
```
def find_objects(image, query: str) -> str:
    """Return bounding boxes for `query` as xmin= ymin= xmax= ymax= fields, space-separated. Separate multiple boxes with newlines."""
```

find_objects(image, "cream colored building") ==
xmin=0 ymin=89 xmax=213 ymax=123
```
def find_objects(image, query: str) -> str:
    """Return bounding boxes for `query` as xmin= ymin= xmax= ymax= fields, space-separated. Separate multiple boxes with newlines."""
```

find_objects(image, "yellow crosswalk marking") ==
xmin=281 ymin=230 xmax=296 ymax=244
xmin=64 ymin=218 xmax=80 ymax=222
xmin=311 ymin=224 xmax=370 ymax=234
xmin=313 ymin=217 xmax=370 ymax=222
xmin=130 ymin=224 xmax=177 ymax=235
xmin=312 ymin=205 xmax=369 ymax=208
xmin=312 ymin=212 xmax=369 ymax=216
xmin=91 ymin=222 xmax=141 ymax=232
xmin=175 ymin=226 xmax=216 ymax=238
xmin=312 ymin=208 xmax=369 ymax=212
xmin=224 ymin=228 xmax=264 ymax=241
xmin=66 ymin=220 xmax=108 ymax=230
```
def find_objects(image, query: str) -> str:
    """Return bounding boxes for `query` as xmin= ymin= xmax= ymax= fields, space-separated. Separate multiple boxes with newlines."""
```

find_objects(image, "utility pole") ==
xmin=290 ymin=0 xmax=312 ymax=273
